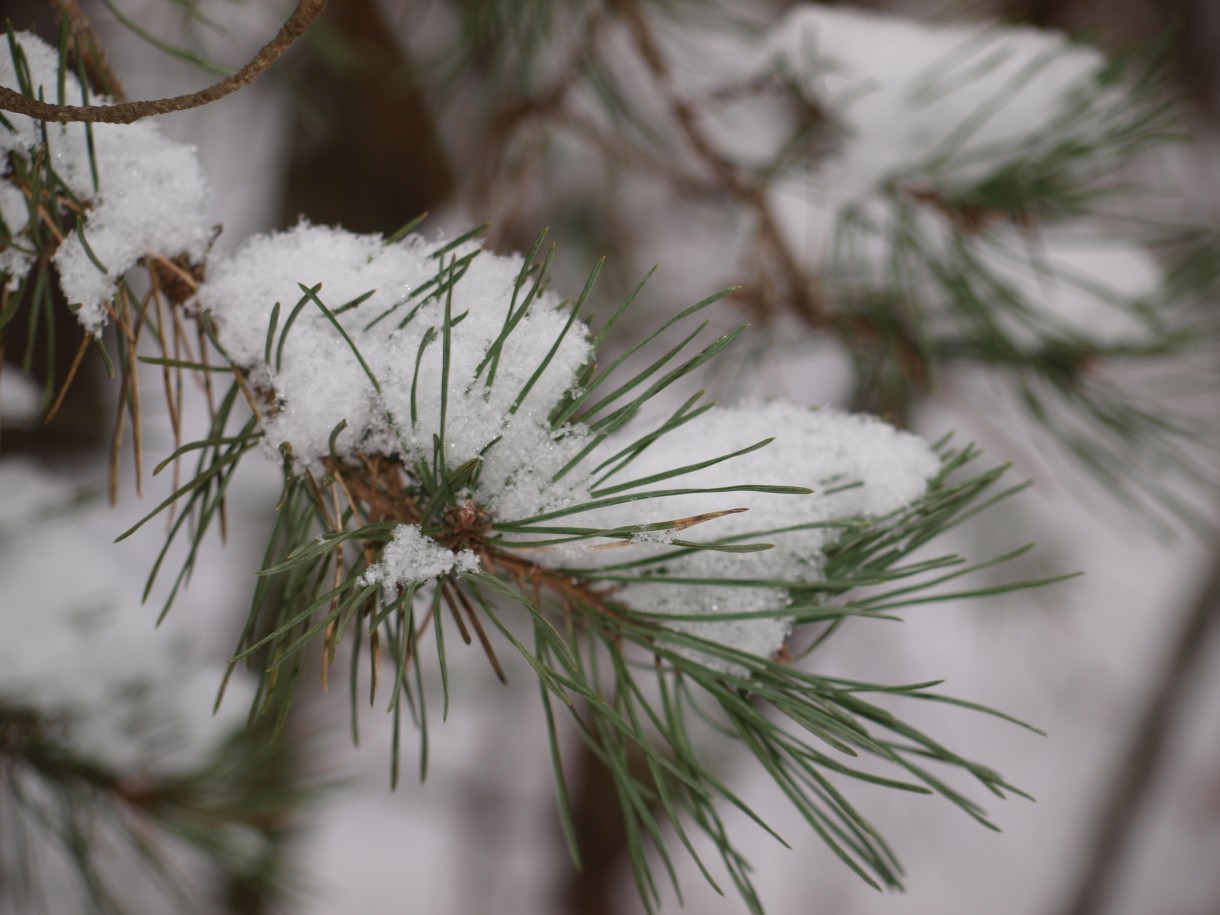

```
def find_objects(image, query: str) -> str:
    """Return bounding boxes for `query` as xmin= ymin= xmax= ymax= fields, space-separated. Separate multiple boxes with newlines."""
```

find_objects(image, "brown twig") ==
xmin=561 ymin=110 xmax=720 ymax=201
xmin=320 ymin=450 xmax=641 ymax=658
xmin=617 ymin=0 xmax=828 ymax=327
xmin=2 ymin=0 xmax=325 ymax=123
xmin=485 ymin=9 xmax=605 ymax=146
xmin=470 ymin=9 xmax=605 ymax=208
xmin=440 ymin=580 xmax=474 ymax=645
xmin=195 ymin=320 xmax=226 ymax=539
xmin=123 ymin=284 xmax=148 ymax=497
xmin=146 ymin=268 xmax=181 ymax=444
xmin=446 ymin=580 xmax=509 ymax=685
xmin=42 ymin=333 xmax=90 ymax=424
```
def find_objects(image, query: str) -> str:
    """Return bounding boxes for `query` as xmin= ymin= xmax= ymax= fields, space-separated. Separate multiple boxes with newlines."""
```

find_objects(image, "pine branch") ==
xmin=434 ymin=2 xmax=1217 ymax=521
xmin=0 ymin=703 xmax=315 ymax=913
xmin=1 ymin=16 xmax=1158 ymax=913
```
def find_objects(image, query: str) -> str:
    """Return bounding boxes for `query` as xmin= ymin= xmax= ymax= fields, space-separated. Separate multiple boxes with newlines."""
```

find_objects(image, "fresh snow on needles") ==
xmin=0 ymin=33 xmax=211 ymax=334
xmin=198 ymin=221 xmax=938 ymax=668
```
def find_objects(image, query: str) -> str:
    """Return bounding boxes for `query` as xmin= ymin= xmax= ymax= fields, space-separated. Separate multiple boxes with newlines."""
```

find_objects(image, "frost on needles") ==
xmin=197 ymin=221 xmax=938 ymax=669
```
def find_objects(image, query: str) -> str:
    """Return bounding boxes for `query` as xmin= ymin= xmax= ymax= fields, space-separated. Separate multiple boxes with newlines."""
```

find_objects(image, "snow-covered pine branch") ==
xmin=173 ymin=213 xmax=1045 ymax=902
xmin=5 ymin=5 xmax=1209 ymax=909
xmin=442 ymin=3 xmax=1218 ymax=527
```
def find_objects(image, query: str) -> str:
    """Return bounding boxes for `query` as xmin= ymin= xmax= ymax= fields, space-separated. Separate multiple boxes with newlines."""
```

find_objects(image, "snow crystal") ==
xmin=0 ymin=33 xmax=211 ymax=334
xmin=359 ymin=524 xmax=479 ymax=597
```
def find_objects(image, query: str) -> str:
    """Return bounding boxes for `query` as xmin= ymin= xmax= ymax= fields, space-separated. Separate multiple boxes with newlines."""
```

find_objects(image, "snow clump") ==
xmin=768 ymin=6 xmax=1113 ymax=200
xmin=198 ymin=221 xmax=592 ymax=519
xmin=198 ymin=220 xmax=941 ymax=670
xmin=359 ymin=525 xmax=480 ymax=599
xmin=761 ymin=6 xmax=1162 ymax=346
xmin=0 ymin=33 xmax=211 ymax=334
xmin=573 ymin=402 xmax=939 ymax=671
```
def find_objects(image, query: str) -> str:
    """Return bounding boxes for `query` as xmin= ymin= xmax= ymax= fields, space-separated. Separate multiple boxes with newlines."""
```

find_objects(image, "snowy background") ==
xmin=2 ymin=1 xmax=1219 ymax=913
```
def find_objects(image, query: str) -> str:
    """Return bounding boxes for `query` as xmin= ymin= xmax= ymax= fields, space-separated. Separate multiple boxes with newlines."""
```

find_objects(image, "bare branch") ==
xmin=2 ymin=0 xmax=325 ymax=123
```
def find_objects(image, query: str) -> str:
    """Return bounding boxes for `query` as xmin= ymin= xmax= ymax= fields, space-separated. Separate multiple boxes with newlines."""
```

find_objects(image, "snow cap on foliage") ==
xmin=0 ymin=33 xmax=211 ymax=333
xmin=197 ymin=220 xmax=941 ymax=671
xmin=768 ymin=6 xmax=1109 ymax=200
xmin=359 ymin=525 xmax=480 ymax=597
xmin=197 ymin=221 xmax=595 ymax=519
xmin=761 ymin=6 xmax=1161 ymax=348
xmin=577 ymin=402 xmax=940 ymax=671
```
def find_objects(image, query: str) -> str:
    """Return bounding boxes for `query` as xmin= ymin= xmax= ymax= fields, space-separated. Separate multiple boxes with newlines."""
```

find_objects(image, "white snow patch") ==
xmin=768 ymin=6 xmax=1108 ymax=200
xmin=561 ymin=402 xmax=940 ymax=670
xmin=0 ymin=181 xmax=32 ymax=287
xmin=0 ymin=33 xmax=211 ymax=333
xmin=359 ymin=524 xmax=479 ymax=597
xmin=1 ymin=364 xmax=41 ymax=425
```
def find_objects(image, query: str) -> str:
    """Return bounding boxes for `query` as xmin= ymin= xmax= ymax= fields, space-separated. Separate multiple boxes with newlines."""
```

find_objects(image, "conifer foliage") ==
xmin=0 ymin=3 xmax=1214 ymax=913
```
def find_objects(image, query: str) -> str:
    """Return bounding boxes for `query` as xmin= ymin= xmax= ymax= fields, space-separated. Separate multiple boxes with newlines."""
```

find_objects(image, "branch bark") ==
xmin=1 ymin=0 xmax=325 ymax=123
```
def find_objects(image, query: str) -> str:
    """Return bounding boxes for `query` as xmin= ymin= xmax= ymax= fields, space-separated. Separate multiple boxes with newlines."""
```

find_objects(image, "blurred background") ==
xmin=2 ymin=0 xmax=1219 ymax=913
